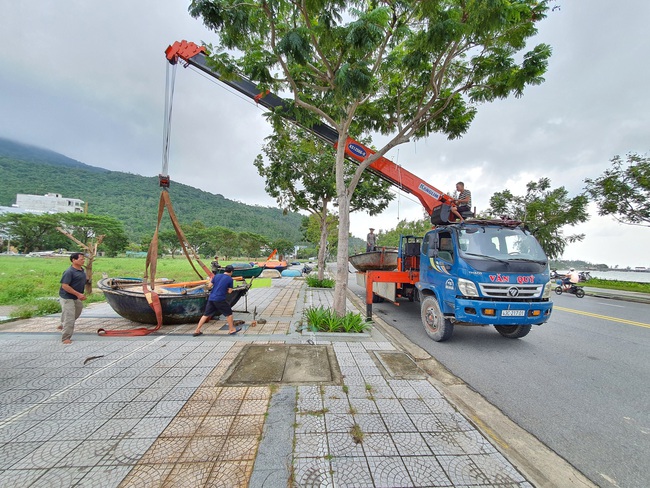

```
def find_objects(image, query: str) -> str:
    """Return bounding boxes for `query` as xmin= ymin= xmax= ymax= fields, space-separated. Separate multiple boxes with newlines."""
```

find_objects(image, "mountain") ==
xmin=0 ymin=137 xmax=304 ymax=243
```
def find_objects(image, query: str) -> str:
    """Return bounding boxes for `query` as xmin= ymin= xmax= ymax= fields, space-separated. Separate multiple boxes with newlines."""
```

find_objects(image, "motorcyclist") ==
xmin=563 ymin=268 xmax=580 ymax=291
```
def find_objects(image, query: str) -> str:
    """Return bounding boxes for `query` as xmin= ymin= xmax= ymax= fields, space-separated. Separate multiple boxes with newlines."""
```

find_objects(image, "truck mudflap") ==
xmin=452 ymin=298 xmax=553 ymax=325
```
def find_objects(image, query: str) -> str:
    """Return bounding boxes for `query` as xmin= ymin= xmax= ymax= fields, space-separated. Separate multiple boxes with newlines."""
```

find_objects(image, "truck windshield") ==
xmin=458 ymin=226 xmax=547 ymax=263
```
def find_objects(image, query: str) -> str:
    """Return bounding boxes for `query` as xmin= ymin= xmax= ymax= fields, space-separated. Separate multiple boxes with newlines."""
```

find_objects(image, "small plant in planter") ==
xmin=304 ymin=305 xmax=369 ymax=333
xmin=305 ymin=276 xmax=335 ymax=288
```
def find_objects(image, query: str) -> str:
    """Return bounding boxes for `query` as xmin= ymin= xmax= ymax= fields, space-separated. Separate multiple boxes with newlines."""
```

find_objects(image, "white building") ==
xmin=14 ymin=193 xmax=84 ymax=214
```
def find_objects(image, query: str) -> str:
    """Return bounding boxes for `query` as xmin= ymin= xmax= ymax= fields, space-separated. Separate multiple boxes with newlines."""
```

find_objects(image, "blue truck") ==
xmin=416 ymin=220 xmax=553 ymax=341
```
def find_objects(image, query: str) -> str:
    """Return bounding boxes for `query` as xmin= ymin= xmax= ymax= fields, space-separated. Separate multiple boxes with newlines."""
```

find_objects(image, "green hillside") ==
xmin=0 ymin=138 xmax=304 ymax=243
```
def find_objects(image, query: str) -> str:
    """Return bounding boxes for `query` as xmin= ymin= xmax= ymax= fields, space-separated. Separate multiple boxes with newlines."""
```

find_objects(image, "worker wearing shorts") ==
xmin=193 ymin=265 xmax=240 ymax=336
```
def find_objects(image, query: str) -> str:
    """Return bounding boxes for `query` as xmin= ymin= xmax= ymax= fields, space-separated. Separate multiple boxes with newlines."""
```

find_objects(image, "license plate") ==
xmin=501 ymin=310 xmax=525 ymax=317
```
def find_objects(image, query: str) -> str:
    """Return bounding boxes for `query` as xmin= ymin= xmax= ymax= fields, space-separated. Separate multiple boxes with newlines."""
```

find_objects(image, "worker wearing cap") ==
xmin=366 ymin=228 xmax=377 ymax=252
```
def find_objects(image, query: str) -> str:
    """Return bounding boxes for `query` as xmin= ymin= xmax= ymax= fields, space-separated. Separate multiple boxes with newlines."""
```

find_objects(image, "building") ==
xmin=14 ymin=193 xmax=84 ymax=214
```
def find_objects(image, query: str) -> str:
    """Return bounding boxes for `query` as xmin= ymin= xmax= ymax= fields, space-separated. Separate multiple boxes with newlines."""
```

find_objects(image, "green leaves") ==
xmin=304 ymin=305 xmax=369 ymax=333
xmin=585 ymin=153 xmax=650 ymax=226
xmin=486 ymin=177 xmax=589 ymax=259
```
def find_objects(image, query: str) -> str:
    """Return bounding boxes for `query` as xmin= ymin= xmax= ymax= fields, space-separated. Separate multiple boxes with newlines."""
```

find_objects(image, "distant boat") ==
xmin=214 ymin=263 xmax=264 ymax=279
xmin=349 ymin=249 xmax=398 ymax=272
xmin=98 ymin=277 xmax=248 ymax=325
xmin=256 ymin=259 xmax=288 ymax=272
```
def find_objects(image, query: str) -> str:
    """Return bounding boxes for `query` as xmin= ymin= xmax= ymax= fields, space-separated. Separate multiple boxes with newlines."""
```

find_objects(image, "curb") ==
xmin=583 ymin=289 xmax=650 ymax=304
xmin=346 ymin=289 xmax=597 ymax=488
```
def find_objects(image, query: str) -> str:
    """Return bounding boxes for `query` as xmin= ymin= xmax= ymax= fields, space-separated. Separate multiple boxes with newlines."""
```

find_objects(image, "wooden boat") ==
xmin=255 ymin=259 xmax=288 ymax=272
xmin=97 ymin=277 xmax=248 ymax=325
xmin=348 ymin=249 xmax=398 ymax=272
xmin=214 ymin=263 xmax=264 ymax=279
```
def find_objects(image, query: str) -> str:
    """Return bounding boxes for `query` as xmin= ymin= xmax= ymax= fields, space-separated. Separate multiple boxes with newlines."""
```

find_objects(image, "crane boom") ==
xmin=165 ymin=40 xmax=456 ymax=224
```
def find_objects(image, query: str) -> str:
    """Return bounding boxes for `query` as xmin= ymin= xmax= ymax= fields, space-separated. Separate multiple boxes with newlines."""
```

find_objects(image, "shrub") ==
xmin=305 ymin=276 xmax=335 ymax=288
xmin=304 ymin=306 xmax=369 ymax=333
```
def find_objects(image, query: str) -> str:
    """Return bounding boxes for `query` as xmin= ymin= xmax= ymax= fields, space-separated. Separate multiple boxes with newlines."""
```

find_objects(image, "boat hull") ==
xmin=215 ymin=266 xmax=264 ymax=279
xmin=98 ymin=278 xmax=247 ymax=325
xmin=255 ymin=260 xmax=288 ymax=272
xmin=348 ymin=250 xmax=398 ymax=272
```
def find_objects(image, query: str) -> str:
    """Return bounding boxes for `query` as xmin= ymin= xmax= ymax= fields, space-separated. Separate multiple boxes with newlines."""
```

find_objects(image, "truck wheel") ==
xmin=575 ymin=288 xmax=585 ymax=298
xmin=494 ymin=325 xmax=532 ymax=339
xmin=421 ymin=296 xmax=453 ymax=342
xmin=554 ymin=286 xmax=563 ymax=295
xmin=372 ymin=293 xmax=384 ymax=303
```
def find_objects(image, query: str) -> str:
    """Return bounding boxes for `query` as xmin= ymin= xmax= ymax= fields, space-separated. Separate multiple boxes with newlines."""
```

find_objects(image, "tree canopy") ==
xmin=584 ymin=153 xmax=650 ymax=226
xmin=190 ymin=0 xmax=553 ymax=314
xmin=486 ymin=177 xmax=589 ymax=259
xmin=255 ymin=122 xmax=392 ymax=277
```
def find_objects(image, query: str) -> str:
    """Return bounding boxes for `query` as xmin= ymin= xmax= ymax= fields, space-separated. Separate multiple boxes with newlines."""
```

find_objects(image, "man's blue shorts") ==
xmin=204 ymin=300 xmax=233 ymax=318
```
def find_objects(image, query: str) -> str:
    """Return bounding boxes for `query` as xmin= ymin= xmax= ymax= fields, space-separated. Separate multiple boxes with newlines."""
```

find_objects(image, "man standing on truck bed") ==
xmin=451 ymin=181 xmax=472 ymax=222
xmin=366 ymin=228 xmax=377 ymax=252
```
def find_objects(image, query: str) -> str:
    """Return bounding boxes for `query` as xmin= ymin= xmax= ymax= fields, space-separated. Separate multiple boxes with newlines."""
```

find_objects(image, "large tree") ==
xmin=57 ymin=213 xmax=129 ymax=293
xmin=378 ymin=216 xmax=432 ymax=248
xmin=255 ymin=123 xmax=392 ymax=279
xmin=0 ymin=213 xmax=61 ymax=253
xmin=486 ymin=178 xmax=589 ymax=259
xmin=584 ymin=153 xmax=650 ymax=227
xmin=190 ymin=0 xmax=552 ymax=315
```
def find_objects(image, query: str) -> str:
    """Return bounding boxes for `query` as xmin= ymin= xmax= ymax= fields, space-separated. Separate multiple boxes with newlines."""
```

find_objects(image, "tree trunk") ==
xmin=317 ymin=204 xmax=329 ymax=281
xmin=333 ymin=140 xmax=350 ymax=317
xmin=84 ymin=257 xmax=95 ymax=295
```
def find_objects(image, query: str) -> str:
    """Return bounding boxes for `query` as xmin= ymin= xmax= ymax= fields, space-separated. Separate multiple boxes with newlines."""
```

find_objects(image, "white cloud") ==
xmin=0 ymin=0 xmax=649 ymax=267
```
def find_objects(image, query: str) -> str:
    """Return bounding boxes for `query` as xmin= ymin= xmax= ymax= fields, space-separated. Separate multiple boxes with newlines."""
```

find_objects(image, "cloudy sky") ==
xmin=1 ymin=1 xmax=648 ymax=268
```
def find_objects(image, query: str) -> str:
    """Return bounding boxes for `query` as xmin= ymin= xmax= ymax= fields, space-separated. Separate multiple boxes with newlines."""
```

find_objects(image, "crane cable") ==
xmin=161 ymin=62 xmax=176 ymax=179
xmin=98 ymin=62 xmax=212 ymax=336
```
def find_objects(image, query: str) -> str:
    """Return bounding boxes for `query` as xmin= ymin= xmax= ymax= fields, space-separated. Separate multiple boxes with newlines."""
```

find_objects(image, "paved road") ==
xmin=348 ymin=280 xmax=650 ymax=488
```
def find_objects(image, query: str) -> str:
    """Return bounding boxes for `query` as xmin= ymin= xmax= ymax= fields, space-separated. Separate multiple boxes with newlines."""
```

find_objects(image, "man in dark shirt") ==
xmin=193 ymin=265 xmax=241 ymax=336
xmin=58 ymin=252 xmax=87 ymax=344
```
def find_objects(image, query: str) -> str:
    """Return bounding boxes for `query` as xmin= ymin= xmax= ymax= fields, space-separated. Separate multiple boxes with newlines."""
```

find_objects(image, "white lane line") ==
xmin=596 ymin=302 xmax=624 ymax=308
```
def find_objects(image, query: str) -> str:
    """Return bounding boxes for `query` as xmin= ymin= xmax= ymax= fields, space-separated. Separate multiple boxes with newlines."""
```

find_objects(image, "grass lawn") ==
xmin=0 ymin=256 xmax=271 ymax=307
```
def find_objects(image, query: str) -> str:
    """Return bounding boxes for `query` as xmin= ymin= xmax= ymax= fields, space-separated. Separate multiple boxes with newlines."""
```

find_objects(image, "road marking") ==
xmin=595 ymin=302 xmax=624 ymax=308
xmin=554 ymin=306 xmax=650 ymax=329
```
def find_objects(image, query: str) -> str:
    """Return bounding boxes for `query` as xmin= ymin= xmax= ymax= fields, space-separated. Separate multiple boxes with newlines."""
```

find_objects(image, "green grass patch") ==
xmin=304 ymin=305 xmax=369 ymax=333
xmin=305 ymin=276 xmax=335 ymax=288
xmin=584 ymin=278 xmax=650 ymax=294
xmin=0 ymin=256 xmax=273 ymax=306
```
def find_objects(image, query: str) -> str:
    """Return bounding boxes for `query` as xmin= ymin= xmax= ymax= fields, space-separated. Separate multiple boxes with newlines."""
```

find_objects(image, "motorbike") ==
xmin=554 ymin=280 xmax=585 ymax=298
xmin=579 ymin=271 xmax=592 ymax=282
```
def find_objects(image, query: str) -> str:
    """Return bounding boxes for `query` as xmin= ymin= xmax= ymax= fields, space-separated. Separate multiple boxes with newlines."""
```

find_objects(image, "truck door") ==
xmin=422 ymin=230 xmax=456 ymax=312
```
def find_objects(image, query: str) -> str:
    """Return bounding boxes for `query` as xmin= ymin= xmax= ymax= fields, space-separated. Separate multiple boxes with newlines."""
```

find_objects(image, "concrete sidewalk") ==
xmin=0 ymin=277 xmax=593 ymax=487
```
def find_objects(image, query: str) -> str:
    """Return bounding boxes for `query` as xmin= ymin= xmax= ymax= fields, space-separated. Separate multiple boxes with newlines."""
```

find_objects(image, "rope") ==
xmin=98 ymin=190 xmax=212 ymax=336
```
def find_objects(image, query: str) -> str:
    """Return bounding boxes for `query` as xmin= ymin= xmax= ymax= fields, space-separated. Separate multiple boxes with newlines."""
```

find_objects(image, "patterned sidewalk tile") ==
xmin=293 ymin=457 xmax=333 ymax=487
xmin=294 ymin=432 xmax=329 ymax=458
xmin=366 ymin=456 xmax=413 ymax=487
xmin=331 ymin=456 xmax=374 ymax=487
xmin=423 ymin=430 xmax=499 ymax=456
xmin=401 ymin=456 xmax=452 ymax=487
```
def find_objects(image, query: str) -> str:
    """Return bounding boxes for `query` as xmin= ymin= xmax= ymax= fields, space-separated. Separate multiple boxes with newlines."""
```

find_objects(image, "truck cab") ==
xmin=416 ymin=221 xmax=553 ymax=341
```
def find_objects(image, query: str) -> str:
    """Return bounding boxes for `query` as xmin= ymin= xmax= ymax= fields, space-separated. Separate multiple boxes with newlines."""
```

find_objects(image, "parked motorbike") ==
xmin=579 ymin=271 xmax=592 ymax=282
xmin=550 ymin=269 xmax=562 ymax=279
xmin=554 ymin=281 xmax=585 ymax=298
